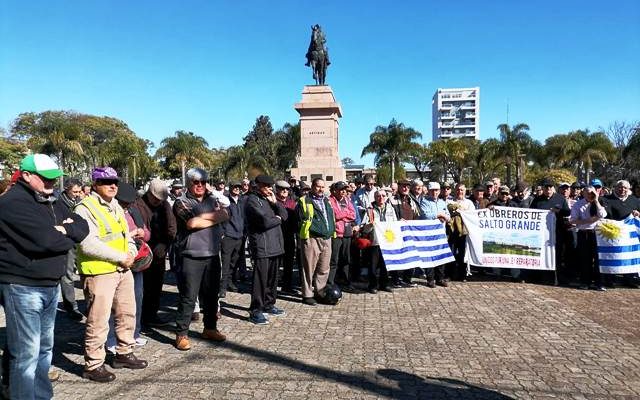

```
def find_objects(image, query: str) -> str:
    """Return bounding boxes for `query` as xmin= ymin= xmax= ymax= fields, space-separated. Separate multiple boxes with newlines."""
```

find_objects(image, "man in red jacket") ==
xmin=328 ymin=181 xmax=358 ymax=292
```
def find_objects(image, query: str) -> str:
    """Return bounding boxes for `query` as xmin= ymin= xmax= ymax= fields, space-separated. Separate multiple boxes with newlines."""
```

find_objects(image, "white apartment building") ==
xmin=431 ymin=87 xmax=480 ymax=141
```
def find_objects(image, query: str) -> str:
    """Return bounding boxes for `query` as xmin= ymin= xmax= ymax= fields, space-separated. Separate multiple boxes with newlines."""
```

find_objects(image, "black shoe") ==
xmin=426 ymin=280 xmax=436 ymax=288
xmin=436 ymin=280 xmax=449 ymax=287
xmin=402 ymin=280 xmax=418 ymax=288
xmin=83 ymin=365 xmax=116 ymax=382
xmin=341 ymin=284 xmax=361 ymax=294
xmin=302 ymin=297 xmax=317 ymax=306
xmin=227 ymin=282 xmax=238 ymax=292
xmin=367 ymin=287 xmax=378 ymax=294
xmin=111 ymin=353 xmax=148 ymax=369
xmin=379 ymin=286 xmax=394 ymax=293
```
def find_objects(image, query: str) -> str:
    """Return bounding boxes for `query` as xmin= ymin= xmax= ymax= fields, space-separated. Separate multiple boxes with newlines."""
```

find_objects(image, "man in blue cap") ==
xmin=0 ymin=154 xmax=89 ymax=398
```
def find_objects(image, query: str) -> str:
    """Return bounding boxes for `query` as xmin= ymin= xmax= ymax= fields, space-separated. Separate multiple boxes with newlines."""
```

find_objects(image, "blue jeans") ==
xmin=106 ymin=271 xmax=143 ymax=348
xmin=0 ymin=283 xmax=58 ymax=400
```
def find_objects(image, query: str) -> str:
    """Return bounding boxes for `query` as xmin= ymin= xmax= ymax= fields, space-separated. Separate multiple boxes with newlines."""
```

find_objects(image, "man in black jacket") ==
xmin=603 ymin=179 xmax=640 ymax=288
xmin=0 ymin=154 xmax=89 ymax=399
xmin=244 ymin=175 xmax=288 ymax=325
xmin=219 ymin=180 xmax=246 ymax=297
xmin=530 ymin=178 xmax=571 ymax=284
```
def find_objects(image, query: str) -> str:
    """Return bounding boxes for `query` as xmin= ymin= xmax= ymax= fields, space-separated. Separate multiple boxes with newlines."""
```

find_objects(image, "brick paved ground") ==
xmin=2 ymin=275 xmax=640 ymax=400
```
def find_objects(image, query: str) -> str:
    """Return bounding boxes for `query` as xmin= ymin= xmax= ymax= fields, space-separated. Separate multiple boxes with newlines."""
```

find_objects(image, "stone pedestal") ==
xmin=290 ymin=85 xmax=346 ymax=184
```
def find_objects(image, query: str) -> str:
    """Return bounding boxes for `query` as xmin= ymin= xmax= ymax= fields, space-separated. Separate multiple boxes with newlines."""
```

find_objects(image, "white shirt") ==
xmin=570 ymin=198 xmax=607 ymax=230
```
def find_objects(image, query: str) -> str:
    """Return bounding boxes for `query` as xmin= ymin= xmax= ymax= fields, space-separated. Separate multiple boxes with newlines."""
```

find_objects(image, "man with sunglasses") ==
xmin=74 ymin=167 xmax=148 ymax=382
xmin=173 ymin=168 xmax=229 ymax=349
xmin=0 ymin=154 xmax=89 ymax=398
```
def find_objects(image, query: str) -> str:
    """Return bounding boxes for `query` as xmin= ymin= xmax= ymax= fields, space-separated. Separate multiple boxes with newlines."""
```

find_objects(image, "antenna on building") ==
xmin=506 ymin=98 xmax=510 ymax=125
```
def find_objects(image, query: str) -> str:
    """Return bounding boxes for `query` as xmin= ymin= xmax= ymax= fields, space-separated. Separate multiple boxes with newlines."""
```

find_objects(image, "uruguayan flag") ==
xmin=374 ymin=220 xmax=455 ymax=271
xmin=596 ymin=217 xmax=640 ymax=274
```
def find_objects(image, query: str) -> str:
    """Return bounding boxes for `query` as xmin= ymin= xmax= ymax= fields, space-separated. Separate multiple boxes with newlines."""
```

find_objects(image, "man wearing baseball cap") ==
xmin=74 ymin=167 xmax=148 ymax=382
xmin=0 ymin=154 xmax=89 ymax=398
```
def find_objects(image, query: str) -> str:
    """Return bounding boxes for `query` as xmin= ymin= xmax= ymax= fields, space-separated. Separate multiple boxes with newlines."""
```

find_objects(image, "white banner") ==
xmin=460 ymin=207 xmax=556 ymax=270
xmin=374 ymin=220 xmax=455 ymax=271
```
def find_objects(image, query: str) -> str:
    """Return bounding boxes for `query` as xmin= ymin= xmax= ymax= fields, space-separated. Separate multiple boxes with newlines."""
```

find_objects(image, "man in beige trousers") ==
xmin=296 ymin=178 xmax=336 ymax=306
xmin=75 ymin=167 xmax=148 ymax=383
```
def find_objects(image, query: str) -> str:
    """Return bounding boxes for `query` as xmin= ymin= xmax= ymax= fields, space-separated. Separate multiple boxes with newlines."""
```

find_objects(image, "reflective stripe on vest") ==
xmin=76 ymin=196 xmax=129 ymax=275
xmin=298 ymin=196 xmax=314 ymax=239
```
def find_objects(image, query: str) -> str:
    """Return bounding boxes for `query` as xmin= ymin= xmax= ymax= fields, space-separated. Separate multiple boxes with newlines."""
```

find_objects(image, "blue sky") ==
xmin=1 ymin=1 xmax=639 ymax=166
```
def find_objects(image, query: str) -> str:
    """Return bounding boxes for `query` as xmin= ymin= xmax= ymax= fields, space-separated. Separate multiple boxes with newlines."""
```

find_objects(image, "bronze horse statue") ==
xmin=305 ymin=24 xmax=330 ymax=85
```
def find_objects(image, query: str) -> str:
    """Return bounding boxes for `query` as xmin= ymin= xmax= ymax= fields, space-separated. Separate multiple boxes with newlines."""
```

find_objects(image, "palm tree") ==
xmin=361 ymin=119 xmax=422 ymax=184
xmin=156 ymin=131 xmax=212 ymax=184
xmin=498 ymin=123 xmax=532 ymax=186
xmin=545 ymin=130 xmax=614 ymax=182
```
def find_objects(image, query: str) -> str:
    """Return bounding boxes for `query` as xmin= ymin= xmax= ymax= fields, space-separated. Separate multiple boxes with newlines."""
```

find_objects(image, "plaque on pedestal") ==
xmin=290 ymin=85 xmax=346 ymax=184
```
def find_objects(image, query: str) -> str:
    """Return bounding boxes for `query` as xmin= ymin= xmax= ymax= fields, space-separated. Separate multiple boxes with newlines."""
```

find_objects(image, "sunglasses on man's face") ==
xmin=96 ymin=179 xmax=118 ymax=186
xmin=191 ymin=180 xmax=207 ymax=186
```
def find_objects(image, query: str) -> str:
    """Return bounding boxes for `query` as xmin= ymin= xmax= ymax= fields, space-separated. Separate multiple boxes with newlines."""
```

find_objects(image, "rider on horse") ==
xmin=305 ymin=24 xmax=331 ymax=67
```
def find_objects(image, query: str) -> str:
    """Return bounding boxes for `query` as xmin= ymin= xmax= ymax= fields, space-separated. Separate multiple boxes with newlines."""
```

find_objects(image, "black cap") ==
xmin=171 ymin=179 xmax=183 ymax=188
xmin=333 ymin=181 xmax=348 ymax=191
xmin=540 ymin=178 xmax=555 ymax=187
xmin=115 ymin=182 xmax=137 ymax=204
xmin=255 ymin=175 xmax=275 ymax=185
xmin=299 ymin=181 xmax=310 ymax=190
xmin=472 ymin=184 xmax=485 ymax=192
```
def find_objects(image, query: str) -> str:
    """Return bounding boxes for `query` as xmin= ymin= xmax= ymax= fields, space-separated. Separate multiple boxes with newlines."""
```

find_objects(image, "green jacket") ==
xmin=296 ymin=194 xmax=336 ymax=239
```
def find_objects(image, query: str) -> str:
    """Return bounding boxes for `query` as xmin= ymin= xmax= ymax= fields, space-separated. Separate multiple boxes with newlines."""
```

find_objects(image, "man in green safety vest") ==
xmin=296 ymin=178 xmax=336 ymax=305
xmin=75 ymin=167 xmax=148 ymax=383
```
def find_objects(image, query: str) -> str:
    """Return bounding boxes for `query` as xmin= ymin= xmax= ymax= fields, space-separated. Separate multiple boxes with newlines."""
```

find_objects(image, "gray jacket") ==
xmin=173 ymin=192 xmax=223 ymax=258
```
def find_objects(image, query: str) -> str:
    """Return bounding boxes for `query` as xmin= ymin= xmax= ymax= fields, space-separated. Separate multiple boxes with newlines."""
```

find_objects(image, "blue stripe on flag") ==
xmin=381 ymin=243 xmax=451 ymax=255
xmin=599 ymin=258 xmax=640 ymax=267
xmin=384 ymin=252 xmax=453 ymax=265
xmin=597 ymin=244 xmax=640 ymax=253
xmin=402 ymin=234 xmax=447 ymax=242
xmin=400 ymin=224 xmax=441 ymax=232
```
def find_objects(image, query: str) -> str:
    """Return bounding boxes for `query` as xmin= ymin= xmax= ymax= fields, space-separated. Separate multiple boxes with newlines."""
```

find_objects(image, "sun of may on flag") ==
xmin=374 ymin=220 xmax=455 ymax=272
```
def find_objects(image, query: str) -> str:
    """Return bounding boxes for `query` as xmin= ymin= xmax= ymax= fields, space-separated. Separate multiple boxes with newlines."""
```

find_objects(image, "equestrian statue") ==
xmin=305 ymin=24 xmax=331 ymax=85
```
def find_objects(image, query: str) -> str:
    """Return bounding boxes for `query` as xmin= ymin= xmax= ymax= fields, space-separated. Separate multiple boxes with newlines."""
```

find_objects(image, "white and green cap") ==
xmin=19 ymin=154 xmax=63 ymax=179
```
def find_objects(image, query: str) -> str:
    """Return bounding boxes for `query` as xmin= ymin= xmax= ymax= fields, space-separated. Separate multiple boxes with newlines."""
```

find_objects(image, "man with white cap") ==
xmin=173 ymin=168 xmax=229 ymax=349
xmin=75 ymin=166 xmax=148 ymax=382
xmin=134 ymin=178 xmax=176 ymax=327
xmin=0 ymin=154 xmax=89 ymax=398
xmin=419 ymin=182 xmax=451 ymax=288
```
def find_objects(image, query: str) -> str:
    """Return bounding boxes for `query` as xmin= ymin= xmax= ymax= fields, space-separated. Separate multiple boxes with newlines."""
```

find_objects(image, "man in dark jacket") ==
xmin=58 ymin=177 xmax=85 ymax=320
xmin=603 ymin=179 xmax=640 ymax=288
xmin=530 ymin=178 xmax=571 ymax=284
xmin=296 ymin=178 xmax=336 ymax=305
xmin=219 ymin=180 xmax=246 ymax=297
xmin=244 ymin=175 xmax=288 ymax=324
xmin=134 ymin=178 xmax=177 ymax=327
xmin=0 ymin=154 xmax=88 ymax=399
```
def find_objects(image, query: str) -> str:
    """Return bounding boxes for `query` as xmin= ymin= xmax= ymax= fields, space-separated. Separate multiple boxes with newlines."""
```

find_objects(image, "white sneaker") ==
xmin=135 ymin=337 xmax=148 ymax=347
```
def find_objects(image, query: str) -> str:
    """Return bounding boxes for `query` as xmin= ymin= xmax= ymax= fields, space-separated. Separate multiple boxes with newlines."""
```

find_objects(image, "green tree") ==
xmin=156 ymin=131 xmax=212 ymax=184
xmin=544 ymin=130 xmax=614 ymax=183
xmin=361 ymin=119 xmax=422 ymax=184
xmin=497 ymin=123 xmax=534 ymax=186
xmin=11 ymin=110 xmax=92 ymax=186
xmin=426 ymin=138 xmax=476 ymax=183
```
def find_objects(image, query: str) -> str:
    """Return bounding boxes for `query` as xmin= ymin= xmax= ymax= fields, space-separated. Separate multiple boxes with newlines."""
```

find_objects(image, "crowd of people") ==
xmin=1 ymin=153 xmax=640 ymax=399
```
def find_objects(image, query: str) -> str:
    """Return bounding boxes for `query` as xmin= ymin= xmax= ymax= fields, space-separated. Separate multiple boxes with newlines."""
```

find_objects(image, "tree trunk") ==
xmin=390 ymin=156 xmax=395 ymax=185
xmin=181 ymin=159 xmax=186 ymax=186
